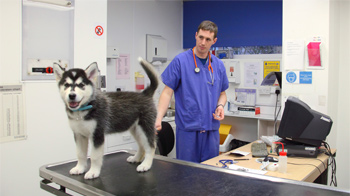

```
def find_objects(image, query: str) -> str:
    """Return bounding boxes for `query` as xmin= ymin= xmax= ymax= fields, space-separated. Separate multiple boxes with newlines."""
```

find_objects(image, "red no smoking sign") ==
xmin=95 ymin=25 xmax=104 ymax=36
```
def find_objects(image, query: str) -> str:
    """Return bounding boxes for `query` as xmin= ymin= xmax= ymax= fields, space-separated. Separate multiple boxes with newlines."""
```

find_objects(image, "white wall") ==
xmin=329 ymin=0 xmax=350 ymax=190
xmin=283 ymin=0 xmax=349 ymax=190
xmin=104 ymin=0 xmax=182 ymax=152
xmin=282 ymin=0 xmax=330 ymax=113
xmin=0 ymin=1 xmax=107 ymax=196
xmin=106 ymin=0 xmax=183 ymax=96
xmin=74 ymin=0 xmax=107 ymax=73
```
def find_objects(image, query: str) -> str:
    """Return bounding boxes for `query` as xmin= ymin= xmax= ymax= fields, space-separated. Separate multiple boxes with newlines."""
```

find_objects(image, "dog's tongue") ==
xmin=69 ymin=102 xmax=79 ymax=108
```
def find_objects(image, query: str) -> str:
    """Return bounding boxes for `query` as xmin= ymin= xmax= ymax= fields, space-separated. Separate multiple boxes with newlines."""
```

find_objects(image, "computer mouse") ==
xmin=264 ymin=156 xmax=278 ymax=162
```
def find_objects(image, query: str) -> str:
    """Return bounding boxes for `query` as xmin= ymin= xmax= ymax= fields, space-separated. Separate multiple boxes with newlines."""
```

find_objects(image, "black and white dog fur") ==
xmin=53 ymin=57 xmax=158 ymax=179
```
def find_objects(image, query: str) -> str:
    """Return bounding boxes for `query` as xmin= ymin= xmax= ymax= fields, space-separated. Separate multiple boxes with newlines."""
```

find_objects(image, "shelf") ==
xmin=222 ymin=112 xmax=280 ymax=143
xmin=225 ymin=112 xmax=280 ymax=121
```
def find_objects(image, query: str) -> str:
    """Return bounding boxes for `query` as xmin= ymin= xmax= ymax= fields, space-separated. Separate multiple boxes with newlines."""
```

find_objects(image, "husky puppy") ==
xmin=53 ymin=57 xmax=158 ymax=179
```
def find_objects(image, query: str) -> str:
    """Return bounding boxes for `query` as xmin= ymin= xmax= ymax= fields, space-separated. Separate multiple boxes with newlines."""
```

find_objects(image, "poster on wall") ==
xmin=234 ymin=88 xmax=256 ymax=106
xmin=116 ymin=54 xmax=130 ymax=79
xmin=244 ymin=61 xmax=261 ymax=87
xmin=284 ymin=40 xmax=304 ymax=70
xmin=263 ymin=61 xmax=280 ymax=78
xmin=0 ymin=85 xmax=27 ymax=143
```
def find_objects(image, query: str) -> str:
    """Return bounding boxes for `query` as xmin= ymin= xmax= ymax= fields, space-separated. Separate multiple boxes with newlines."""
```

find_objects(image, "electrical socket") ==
xmin=116 ymin=85 xmax=126 ymax=92
xmin=259 ymin=86 xmax=271 ymax=95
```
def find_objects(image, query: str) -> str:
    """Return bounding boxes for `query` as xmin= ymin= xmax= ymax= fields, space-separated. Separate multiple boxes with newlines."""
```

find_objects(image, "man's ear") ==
xmin=213 ymin=37 xmax=217 ymax=45
xmin=85 ymin=62 xmax=99 ymax=83
xmin=53 ymin=63 xmax=65 ymax=82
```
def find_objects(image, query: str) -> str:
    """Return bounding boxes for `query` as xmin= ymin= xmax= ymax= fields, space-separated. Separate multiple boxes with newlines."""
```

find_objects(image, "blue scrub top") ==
xmin=161 ymin=49 xmax=229 ymax=131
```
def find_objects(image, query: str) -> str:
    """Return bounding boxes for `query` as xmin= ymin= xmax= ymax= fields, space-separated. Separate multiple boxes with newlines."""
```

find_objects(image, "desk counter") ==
xmin=202 ymin=142 xmax=335 ymax=183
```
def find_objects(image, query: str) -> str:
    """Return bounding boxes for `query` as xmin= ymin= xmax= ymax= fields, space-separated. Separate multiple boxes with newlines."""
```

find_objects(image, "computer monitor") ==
xmin=277 ymin=96 xmax=333 ymax=147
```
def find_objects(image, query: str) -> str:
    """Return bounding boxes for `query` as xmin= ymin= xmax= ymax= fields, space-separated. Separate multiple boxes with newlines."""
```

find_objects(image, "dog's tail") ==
xmin=138 ymin=57 xmax=159 ymax=97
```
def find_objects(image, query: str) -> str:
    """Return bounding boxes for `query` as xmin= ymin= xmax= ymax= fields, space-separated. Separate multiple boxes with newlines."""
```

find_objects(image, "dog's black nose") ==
xmin=69 ymin=93 xmax=76 ymax=100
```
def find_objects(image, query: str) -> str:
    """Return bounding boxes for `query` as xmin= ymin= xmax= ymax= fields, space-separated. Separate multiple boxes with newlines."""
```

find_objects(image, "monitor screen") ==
xmin=277 ymin=96 xmax=332 ymax=147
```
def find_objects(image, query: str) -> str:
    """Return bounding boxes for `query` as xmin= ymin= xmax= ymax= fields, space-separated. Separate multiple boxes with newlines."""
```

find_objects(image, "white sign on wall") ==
xmin=0 ymin=85 xmax=27 ymax=143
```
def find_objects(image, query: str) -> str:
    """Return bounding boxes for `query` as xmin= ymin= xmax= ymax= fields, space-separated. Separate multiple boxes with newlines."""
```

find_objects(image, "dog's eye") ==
xmin=64 ymin=83 xmax=70 ymax=88
xmin=77 ymin=83 xmax=85 ymax=88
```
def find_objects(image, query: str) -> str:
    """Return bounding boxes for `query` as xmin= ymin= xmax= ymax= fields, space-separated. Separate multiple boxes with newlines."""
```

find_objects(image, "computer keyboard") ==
xmin=251 ymin=143 xmax=268 ymax=157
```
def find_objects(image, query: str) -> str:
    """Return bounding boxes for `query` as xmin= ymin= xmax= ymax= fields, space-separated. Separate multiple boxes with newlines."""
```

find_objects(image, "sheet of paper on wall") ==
xmin=284 ymin=40 xmax=305 ymax=70
xmin=235 ymin=88 xmax=256 ymax=106
xmin=0 ymin=85 xmax=27 ymax=143
xmin=116 ymin=54 xmax=130 ymax=79
xmin=244 ymin=61 xmax=261 ymax=87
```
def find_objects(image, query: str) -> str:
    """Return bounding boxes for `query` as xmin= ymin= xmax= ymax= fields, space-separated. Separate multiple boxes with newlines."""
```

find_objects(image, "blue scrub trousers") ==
xmin=176 ymin=128 xmax=220 ymax=163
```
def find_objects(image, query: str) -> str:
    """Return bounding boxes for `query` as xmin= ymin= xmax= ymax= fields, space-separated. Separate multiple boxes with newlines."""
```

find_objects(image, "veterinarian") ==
xmin=155 ymin=20 xmax=229 ymax=163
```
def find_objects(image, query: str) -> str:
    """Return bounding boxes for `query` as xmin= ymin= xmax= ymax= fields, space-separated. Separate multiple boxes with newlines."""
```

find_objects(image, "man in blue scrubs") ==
xmin=155 ymin=20 xmax=229 ymax=163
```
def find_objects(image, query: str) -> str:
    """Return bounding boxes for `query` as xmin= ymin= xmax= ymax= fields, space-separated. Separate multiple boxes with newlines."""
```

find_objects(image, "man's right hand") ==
xmin=155 ymin=119 xmax=162 ymax=134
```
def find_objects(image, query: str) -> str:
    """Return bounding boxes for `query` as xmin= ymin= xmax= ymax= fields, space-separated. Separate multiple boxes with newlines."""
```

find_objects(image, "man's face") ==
xmin=195 ymin=29 xmax=217 ymax=57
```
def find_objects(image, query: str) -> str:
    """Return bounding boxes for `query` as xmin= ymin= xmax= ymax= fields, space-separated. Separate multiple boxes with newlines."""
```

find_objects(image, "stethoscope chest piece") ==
xmin=195 ymin=67 xmax=200 ymax=73
xmin=192 ymin=46 xmax=212 ymax=75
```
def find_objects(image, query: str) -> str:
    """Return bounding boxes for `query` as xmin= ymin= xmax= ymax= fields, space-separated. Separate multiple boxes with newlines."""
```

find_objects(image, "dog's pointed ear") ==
xmin=53 ymin=63 xmax=65 ymax=82
xmin=85 ymin=62 xmax=99 ymax=83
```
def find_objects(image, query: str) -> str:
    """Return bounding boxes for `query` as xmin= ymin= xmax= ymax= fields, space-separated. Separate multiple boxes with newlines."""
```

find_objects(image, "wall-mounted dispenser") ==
xmin=222 ymin=59 xmax=241 ymax=84
xmin=107 ymin=47 xmax=119 ymax=59
xmin=146 ymin=34 xmax=167 ymax=63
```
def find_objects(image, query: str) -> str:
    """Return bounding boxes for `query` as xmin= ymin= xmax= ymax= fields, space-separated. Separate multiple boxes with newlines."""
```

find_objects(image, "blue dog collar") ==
xmin=71 ymin=104 xmax=93 ymax=112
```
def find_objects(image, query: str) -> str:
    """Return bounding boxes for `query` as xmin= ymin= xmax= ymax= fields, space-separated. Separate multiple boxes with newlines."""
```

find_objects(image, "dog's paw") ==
xmin=136 ymin=163 xmax=151 ymax=172
xmin=84 ymin=168 xmax=100 ymax=179
xmin=127 ymin=155 xmax=141 ymax=163
xmin=69 ymin=165 xmax=86 ymax=175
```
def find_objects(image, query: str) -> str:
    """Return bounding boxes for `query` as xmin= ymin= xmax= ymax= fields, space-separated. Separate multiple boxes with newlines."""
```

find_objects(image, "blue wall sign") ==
xmin=286 ymin=71 xmax=312 ymax=84
xmin=299 ymin=72 xmax=312 ymax=84
xmin=286 ymin=72 xmax=297 ymax=83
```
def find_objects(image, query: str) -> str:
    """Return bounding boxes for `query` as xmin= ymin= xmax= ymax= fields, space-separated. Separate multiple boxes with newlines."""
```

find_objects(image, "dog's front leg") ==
xmin=70 ymin=134 xmax=88 ymax=175
xmin=84 ymin=142 xmax=104 ymax=179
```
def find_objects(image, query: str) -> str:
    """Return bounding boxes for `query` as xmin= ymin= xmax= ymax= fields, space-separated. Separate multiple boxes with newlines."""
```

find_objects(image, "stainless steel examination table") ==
xmin=40 ymin=151 xmax=349 ymax=196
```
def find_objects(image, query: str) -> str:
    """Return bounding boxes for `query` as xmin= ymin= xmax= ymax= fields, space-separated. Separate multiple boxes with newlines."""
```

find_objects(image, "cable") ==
xmin=218 ymin=159 xmax=236 ymax=168
xmin=322 ymin=141 xmax=337 ymax=187
xmin=266 ymin=150 xmax=323 ymax=173
xmin=286 ymin=157 xmax=327 ymax=172
xmin=273 ymin=91 xmax=281 ymax=135
xmin=287 ymin=162 xmax=322 ymax=174
xmin=315 ymin=158 xmax=327 ymax=171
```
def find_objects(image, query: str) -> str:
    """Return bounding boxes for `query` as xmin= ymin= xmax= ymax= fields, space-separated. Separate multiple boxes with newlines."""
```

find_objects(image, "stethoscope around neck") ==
xmin=192 ymin=47 xmax=214 ymax=85
xmin=192 ymin=47 xmax=213 ymax=73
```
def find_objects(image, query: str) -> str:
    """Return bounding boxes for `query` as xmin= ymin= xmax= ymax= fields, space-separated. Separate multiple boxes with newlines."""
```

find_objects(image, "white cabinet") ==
xmin=105 ymin=132 xmax=138 ymax=153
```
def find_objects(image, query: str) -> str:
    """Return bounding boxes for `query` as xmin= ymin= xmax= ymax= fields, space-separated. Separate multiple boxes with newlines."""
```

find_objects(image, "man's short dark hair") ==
xmin=197 ymin=20 xmax=218 ymax=39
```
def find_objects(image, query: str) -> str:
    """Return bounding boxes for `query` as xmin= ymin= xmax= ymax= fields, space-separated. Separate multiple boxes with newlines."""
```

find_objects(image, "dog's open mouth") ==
xmin=69 ymin=102 xmax=80 ymax=109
